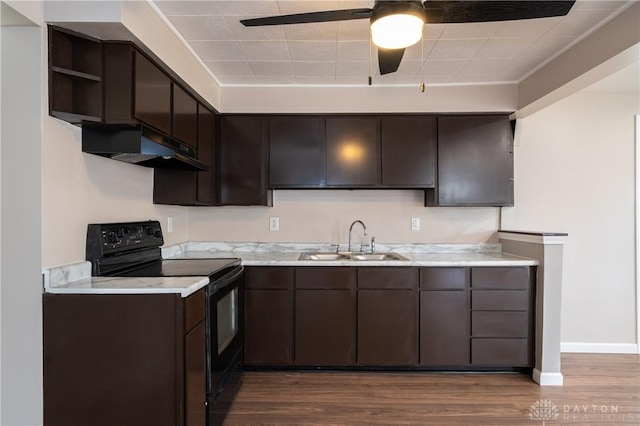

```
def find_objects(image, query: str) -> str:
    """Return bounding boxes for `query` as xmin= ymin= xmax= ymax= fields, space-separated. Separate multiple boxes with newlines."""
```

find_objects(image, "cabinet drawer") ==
xmin=295 ymin=267 xmax=356 ymax=290
xmin=471 ymin=311 xmax=528 ymax=337
xmin=420 ymin=267 xmax=466 ymax=290
xmin=358 ymin=267 xmax=417 ymax=289
xmin=471 ymin=290 xmax=529 ymax=311
xmin=244 ymin=267 xmax=293 ymax=290
xmin=471 ymin=338 xmax=530 ymax=366
xmin=471 ymin=267 xmax=529 ymax=289
xmin=185 ymin=288 xmax=205 ymax=331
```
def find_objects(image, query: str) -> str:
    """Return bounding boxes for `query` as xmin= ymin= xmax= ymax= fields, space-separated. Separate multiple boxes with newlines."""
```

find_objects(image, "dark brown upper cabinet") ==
xmin=48 ymin=26 xmax=103 ymax=124
xmin=133 ymin=51 xmax=172 ymax=135
xmin=381 ymin=116 xmax=436 ymax=188
xmin=172 ymin=84 xmax=198 ymax=149
xmin=219 ymin=115 xmax=272 ymax=206
xmin=326 ymin=117 xmax=380 ymax=187
xmin=153 ymin=104 xmax=216 ymax=206
xmin=427 ymin=115 xmax=514 ymax=207
xmin=269 ymin=116 xmax=326 ymax=188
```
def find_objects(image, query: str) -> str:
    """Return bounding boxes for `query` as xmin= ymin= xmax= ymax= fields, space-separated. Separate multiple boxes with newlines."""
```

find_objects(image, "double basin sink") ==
xmin=299 ymin=252 xmax=408 ymax=261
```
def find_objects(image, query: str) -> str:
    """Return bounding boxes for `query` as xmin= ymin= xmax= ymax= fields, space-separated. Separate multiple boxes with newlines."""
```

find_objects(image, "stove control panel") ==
xmin=86 ymin=220 xmax=164 ymax=260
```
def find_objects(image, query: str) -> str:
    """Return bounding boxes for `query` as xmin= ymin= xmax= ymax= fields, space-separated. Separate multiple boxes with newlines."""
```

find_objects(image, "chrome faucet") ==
xmin=348 ymin=220 xmax=367 ymax=252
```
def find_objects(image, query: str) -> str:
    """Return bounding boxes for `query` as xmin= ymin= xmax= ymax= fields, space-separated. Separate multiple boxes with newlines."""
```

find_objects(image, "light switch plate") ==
xmin=411 ymin=217 xmax=420 ymax=231
xmin=269 ymin=217 xmax=279 ymax=232
xmin=167 ymin=216 xmax=174 ymax=233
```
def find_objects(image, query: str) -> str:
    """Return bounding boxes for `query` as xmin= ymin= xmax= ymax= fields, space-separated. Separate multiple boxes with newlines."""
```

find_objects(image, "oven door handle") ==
xmin=208 ymin=265 xmax=243 ymax=293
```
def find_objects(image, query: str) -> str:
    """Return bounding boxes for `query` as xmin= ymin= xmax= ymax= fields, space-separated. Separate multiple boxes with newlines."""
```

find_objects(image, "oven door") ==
xmin=206 ymin=266 xmax=243 ymax=406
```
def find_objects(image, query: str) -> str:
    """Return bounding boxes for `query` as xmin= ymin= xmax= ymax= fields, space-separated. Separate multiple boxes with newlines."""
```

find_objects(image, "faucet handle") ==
xmin=371 ymin=236 xmax=376 ymax=253
xmin=331 ymin=243 xmax=341 ymax=253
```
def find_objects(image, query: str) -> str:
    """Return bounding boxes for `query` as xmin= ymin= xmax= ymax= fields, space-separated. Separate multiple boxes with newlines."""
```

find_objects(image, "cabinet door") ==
xmin=219 ymin=115 xmax=271 ymax=206
xmin=197 ymin=105 xmax=215 ymax=204
xmin=185 ymin=321 xmax=206 ymax=426
xmin=244 ymin=267 xmax=294 ymax=365
xmin=326 ymin=117 xmax=379 ymax=186
xmin=429 ymin=115 xmax=513 ymax=206
xmin=173 ymin=84 xmax=198 ymax=148
xmin=269 ymin=116 xmax=325 ymax=187
xmin=381 ymin=116 xmax=436 ymax=187
xmin=134 ymin=51 xmax=172 ymax=135
xmin=358 ymin=289 xmax=417 ymax=365
xmin=295 ymin=289 xmax=356 ymax=365
xmin=419 ymin=267 xmax=469 ymax=366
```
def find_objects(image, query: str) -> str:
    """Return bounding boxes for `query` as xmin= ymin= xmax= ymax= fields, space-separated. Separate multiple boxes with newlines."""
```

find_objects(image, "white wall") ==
xmin=1 ymin=11 xmax=43 ymax=426
xmin=189 ymin=190 xmax=499 ymax=245
xmin=502 ymin=91 xmax=639 ymax=348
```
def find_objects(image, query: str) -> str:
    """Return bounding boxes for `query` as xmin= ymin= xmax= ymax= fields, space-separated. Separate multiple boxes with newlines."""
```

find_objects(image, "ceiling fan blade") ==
xmin=240 ymin=8 xmax=372 ymax=26
xmin=378 ymin=48 xmax=405 ymax=75
xmin=423 ymin=0 xmax=576 ymax=24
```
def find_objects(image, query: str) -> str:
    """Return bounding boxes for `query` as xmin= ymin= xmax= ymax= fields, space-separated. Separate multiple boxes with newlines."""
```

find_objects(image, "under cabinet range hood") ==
xmin=82 ymin=125 xmax=208 ymax=171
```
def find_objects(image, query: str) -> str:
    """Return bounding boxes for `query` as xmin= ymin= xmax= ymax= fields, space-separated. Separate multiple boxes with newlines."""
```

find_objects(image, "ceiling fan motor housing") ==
xmin=370 ymin=1 xmax=426 ymax=24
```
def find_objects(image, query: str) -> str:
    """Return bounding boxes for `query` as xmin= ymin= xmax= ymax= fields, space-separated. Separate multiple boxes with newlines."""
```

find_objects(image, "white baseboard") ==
xmin=561 ymin=342 xmax=639 ymax=354
xmin=532 ymin=369 xmax=564 ymax=386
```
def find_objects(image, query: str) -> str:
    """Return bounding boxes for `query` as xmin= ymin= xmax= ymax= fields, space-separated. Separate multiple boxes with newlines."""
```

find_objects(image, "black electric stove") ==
xmin=86 ymin=220 xmax=243 ymax=426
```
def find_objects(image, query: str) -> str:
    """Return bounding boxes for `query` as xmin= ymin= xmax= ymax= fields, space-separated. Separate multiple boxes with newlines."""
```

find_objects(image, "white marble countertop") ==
xmin=169 ymin=249 xmax=536 ymax=266
xmin=42 ymin=242 xmax=537 ymax=298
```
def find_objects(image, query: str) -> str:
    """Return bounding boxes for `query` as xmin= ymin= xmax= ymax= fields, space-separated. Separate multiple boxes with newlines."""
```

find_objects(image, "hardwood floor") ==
xmin=222 ymin=354 xmax=639 ymax=425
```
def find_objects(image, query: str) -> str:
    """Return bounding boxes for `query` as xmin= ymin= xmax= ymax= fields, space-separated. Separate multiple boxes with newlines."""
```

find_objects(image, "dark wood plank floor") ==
xmin=222 ymin=354 xmax=639 ymax=425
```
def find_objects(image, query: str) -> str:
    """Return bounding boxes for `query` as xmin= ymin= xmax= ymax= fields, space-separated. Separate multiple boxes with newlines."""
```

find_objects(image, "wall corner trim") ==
xmin=532 ymin=369 xmax=564 ymax=386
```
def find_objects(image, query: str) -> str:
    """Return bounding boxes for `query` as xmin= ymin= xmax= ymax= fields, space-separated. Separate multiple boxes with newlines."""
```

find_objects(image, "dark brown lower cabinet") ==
xmin=294 ymin=267 xmax=356 ymax=365
xmin=357 ymin=267 xmax=417 ymax=366
xmin=43 ymin=290 xmax=206 ymax=426
xmin=419 ymin=267 xmax=469 ymax=366
xmin=470 ymin=267 xmax=534 ymax=367
xmin=243 ymin=267 xmax=293 ymax=365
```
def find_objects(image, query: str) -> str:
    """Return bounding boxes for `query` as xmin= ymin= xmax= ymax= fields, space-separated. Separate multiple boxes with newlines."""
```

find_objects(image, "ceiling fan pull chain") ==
xmin=368 ymin=35 xmax=372 ymax=86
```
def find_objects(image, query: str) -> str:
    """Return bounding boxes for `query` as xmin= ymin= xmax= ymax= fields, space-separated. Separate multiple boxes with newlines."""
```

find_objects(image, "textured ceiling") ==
xmin=152 ymin=0 xmax=634 ymax=86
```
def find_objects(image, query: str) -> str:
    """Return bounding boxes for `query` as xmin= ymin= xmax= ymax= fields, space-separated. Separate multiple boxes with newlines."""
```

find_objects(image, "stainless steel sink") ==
xmin=299 ymin=252 xmax=352 ymax=261
xmin=351 ymin=253 xmax=408 ymax=261
xmin=298 ymin=252 xmax=408 ymax=261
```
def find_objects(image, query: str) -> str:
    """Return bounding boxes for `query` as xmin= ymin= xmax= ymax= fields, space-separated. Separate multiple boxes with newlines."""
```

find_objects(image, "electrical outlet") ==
xmin=167 ymin=216 xmax=174 ymax=233
xmin=411 ymin=217 xmax=420 ymax=231
xmin=269 ymin=216 xmax=279 ymax=232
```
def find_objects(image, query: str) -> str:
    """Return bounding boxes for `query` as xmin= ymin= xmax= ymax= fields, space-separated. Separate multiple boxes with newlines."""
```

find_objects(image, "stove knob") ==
xmin=106 ymin=232 xmax=119 ymax=244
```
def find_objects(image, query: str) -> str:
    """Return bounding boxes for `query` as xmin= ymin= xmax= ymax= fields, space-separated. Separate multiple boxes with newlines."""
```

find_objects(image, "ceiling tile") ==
xmin=440 ymin=22 xmax=502 ymax=39
xmin=459 ymin=58 xmax=515 ymax=75
xmin=336 ymin=60 xmax=370 ymax=77
xmin=250 ymin=61 xmax=295 ymax=77
xmin=520 ymin=35 xmax=577 ymax=58
xmin=492 ymin=17 xmax=561 ymax=38
xmin=335 ymin=76 xmax=369 ymax=85
xmin=421 ymin=75 xmax=455 ymax=84
xmin=190 ymin=40 xmax=245 ymax=61
xmin=168 ymin=15 xmax=234 ymax=40
xmin=451 ymin=74 xmax=504 ymax=83
xmin=337 ymin=19 xmax=370 ymax=41
xmin=284 ymin=22 xmax=338 ymax=41
xmin=277 ymin=1 xmax=340 ymax=14
xmin=292 ymin=61 xmax=336 ymax=76
xmin=338 ymin=0 xmax=373 ymax=9
xmin=240 ymin=40 xmax=290 ymax=60
xmin=549 ymin=8 xmax=615 ymax=36
xmin=289 ymin=41 xmax=337 ymax=61
xmin=205 ymin=60 xmax=254 ymax=76
xmin=422 ymin=60 xmax=467 ymax=76
xmin=155 ymin=1 xmax=221 ymax=16
xmin=226 ymin=15 xmax=287 ymax=40
xmin=474 ymin=38 xmax=537 ymax=59
xmin=337 ymin=40 xmax=369 ymax=61
xmin=499 ymin=57 xmax=546 ymax=80
xmin=428 ymin=39 xmax=487 ymax=60
xmin=572 ymin=0 xmax=632 ymax=10
xmin=215 ymin=1 xmax=279 ymax=15
xmin=424 ymin=23 xmax=445 ymax=40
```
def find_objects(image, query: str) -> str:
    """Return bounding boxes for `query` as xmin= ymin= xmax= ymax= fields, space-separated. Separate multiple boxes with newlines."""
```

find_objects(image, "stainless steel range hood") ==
xmin=82 ymin=125 xmax=208 ymax=171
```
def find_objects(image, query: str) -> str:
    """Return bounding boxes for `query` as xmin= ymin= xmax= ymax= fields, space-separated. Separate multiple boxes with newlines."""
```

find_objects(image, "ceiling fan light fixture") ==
xmin=370 ymin=2 xmax=425 ymax=49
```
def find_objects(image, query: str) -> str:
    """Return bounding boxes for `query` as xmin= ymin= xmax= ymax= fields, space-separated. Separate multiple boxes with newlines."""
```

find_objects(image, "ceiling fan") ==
xmin=241 ymin=1 xmax=576 ymax=76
